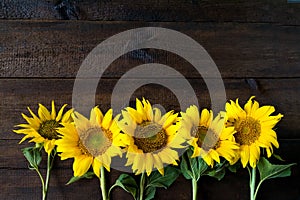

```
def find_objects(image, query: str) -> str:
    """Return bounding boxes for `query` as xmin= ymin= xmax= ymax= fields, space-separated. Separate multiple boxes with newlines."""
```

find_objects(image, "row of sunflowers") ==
xmin=14 ymin=97 xmax=295 ymax=200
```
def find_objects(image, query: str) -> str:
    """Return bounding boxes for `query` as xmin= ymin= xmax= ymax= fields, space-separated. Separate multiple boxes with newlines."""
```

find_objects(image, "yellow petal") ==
xmin=240 ymin=145 xmax=250 ymax=168
xmin=51 ymin=101 xmax=56 ymax=120
xmin=102 ymin=109 xmax=113 ymax=130
xmin=92 ymin=158 xmax=102 ymax=178
xmin=73 ymin=155 xmax=93 ymax=177
xmin=186 ymin=105 xmax=199 ymax=126
xmin=56 ymin=104 xmax=67 ymax=121
xmin=38 ymin=103 xmax=51 ymax=121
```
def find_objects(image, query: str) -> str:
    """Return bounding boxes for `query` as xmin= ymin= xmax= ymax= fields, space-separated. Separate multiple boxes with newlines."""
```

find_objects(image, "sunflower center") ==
xmin=234 ymin=117 xmax=261 ymax=145
xmin=38 ymin=120 xmax=60 ymax=140
xmin=192 ymin=126 xmax=219 ymax=151
xmin=79 ymin=127 xmax=112 ymax=157
xmin=134 ymin=121 xmax=168 ymax=153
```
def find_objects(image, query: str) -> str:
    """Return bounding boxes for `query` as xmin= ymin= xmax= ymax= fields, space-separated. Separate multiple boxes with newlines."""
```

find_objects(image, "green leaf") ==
xmin=180 ymin=148 xmax=209 ymax=181
xmin=204 ymin=160 xmax=227 ymax=181
xmin=144 ymin=186 xmax=156 ymax=200
xmin=194 ymin=157 xmax=208 ymax=181
xmin=257 ymin=157 xmax=296 ymax=182
xmin=227 ymin=162 xmax=241 ymax=173
xmin=146 ymin=166 xmax=180 ymax=189
xmin=109 ymin=174 xmax=138 ymax=200
xmin=22 ymin=146 xmax=42 ymax=169
xmin=180 ymin=152 xmax=193 ymax=180
xmin=66 ymin=171 xmax=95 ymax=185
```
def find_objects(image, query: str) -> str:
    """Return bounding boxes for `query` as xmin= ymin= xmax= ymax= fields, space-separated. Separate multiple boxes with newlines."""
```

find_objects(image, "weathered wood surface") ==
xmin=1 ymin=0 xmax=300 ymax=25
xmin=1 ymin=139 xmax=299 ymax=169
xmin=0 ymin=21 xmax=300 ymax=78
xmin=1 ymin=78 xmax=299 ymax=139
xmin=1 ymin=158 xmax=299 ymax=200
xmin=1 ymin=0 xmax=300 ymax=199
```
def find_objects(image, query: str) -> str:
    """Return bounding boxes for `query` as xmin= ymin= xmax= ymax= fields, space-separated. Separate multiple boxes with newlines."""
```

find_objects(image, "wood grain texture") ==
xmin=1 ymin=78 xmax=299 ymax=140
xmin=0 ymin=150 xmax=299 ymax=200
xmin=0 ymin=21 xmax=300 ymax=78
xmin=1 ymin=1 xmax=300 ymax=199
xmin=1 ymin=0 xmax=300 ymax=25
xmin=2 ymin=138 xmax=300 ymax=169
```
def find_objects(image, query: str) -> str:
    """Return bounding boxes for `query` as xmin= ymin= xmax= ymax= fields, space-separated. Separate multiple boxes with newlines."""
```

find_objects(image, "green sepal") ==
xmin=272 ymin=154 xmax=285 ymax=162
xmin=66 ymin=171 xmax=95 ymax=185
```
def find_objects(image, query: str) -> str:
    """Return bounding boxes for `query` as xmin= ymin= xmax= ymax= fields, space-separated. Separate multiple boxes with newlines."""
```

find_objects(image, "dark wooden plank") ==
xmin=0 ymin=153 xmax=299 ymax=200
xmin=2 ymin=138 xmax=299 ymax=169
xmin=1 ymin=0 xmax=300 ymax=25
xmin=1 ymin=78 xmax=299 ymax=140
xmin=0 ymin=21 xmax=300 ymax=78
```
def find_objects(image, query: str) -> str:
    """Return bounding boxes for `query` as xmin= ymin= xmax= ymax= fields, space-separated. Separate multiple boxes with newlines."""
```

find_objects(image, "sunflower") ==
xmin=225 ymin=96 xmax=283 ymax=168
xmin=180 ymin=105 xmax=239 ymax=167
xmin=56 ymin=107 xmax=124 ymax=177
xmin=14 ymin=101 xmax=73 ymax=154
xmin=118 ymin=98 xmax=185 ymax=176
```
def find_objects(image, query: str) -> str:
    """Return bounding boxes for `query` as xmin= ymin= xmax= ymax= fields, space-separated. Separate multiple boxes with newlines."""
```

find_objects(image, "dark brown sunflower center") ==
xmin=133 ymin=121 xmax=168 ymax=153
xmin=38 ymin=120 xmax=60 ymax=140
xmin=79 ymin=127 xmax=112 ymax=157
xmin=234 ymin=117 xmax=261 ymax=145
xmin=191 ymin=126 xmax=219 ymax=151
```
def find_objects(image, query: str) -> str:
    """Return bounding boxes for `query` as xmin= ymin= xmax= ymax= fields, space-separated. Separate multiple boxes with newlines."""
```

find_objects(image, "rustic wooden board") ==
xmin=1 ymin=78 xmax=299 ymax=140
xmin=1 ymin=1 xmax=300 ymax=199
xmin=1 ymin=138 xmax=299 ymax=169
xmin=0 ymin=21 xmax=300 ymax=78
xmin=1 ymin=0 xmax=300 ymax=25
xmin=0 ymin=159 xmax=298 ymax=200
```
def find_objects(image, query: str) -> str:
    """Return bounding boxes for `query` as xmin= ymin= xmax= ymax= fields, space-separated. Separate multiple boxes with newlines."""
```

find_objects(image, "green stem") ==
xmin=250 ymin=167 xmax=256 ymax=200
xmin=100 ymin=166 xmax=108 ymax=200
xmin=139 ymin=173 xmax=146 ymax=200
xmin=192 ymin=178 xmax=198 ymax=200
xmin=43 ymin=151 xmax=54 ymax=200
xmin=35 ymin=168 xmax=46 ymax=200
xmin=253 ymin=180 xmax=263 ymax=200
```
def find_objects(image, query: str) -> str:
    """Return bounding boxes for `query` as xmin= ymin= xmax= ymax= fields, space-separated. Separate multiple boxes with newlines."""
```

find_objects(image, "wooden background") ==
xmin=0 ymin=0 xmax=300 ymax=199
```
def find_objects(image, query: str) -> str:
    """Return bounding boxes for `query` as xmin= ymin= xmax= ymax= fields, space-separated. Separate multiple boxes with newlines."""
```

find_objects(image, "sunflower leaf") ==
xmin=257 ymin=157 xmax=296 ymax=183
xmin=144 ymin=186 xmax=156 ymax=200
xmin=203 ymin=160 xmax=227 ymax=180
xmin=109 ymin=174 xmax=138 ymax=200
xmin=22 ymin=146 xmax=42 ymax=169
xmin=180 ymin=152 xmax=193 ymax=180
xmin=227 ymin=162 xmax=241 ymax=173
xmin=195 ymin=156 xmax=209 ymax=181
xmin=180 ymin=148 xmax=208 ymax=181
xmin=146 ymin=166 xmax=180 ymax=189
xmin=66 ymin=171 xmax=95 ymax=185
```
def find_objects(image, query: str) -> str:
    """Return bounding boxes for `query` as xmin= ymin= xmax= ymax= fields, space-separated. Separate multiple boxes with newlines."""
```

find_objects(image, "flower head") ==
xmin=180 ymin=105 xmax=238 ymax=167
xmin=119 ymin=98 xmax=185 ymax=176
xmin=56 ymin=107 xmax=124 ymax=177
xmin=225 ymin=96 xmax=283 ymax=168
xmin=14 ymin=101 xmax=73 ymax=154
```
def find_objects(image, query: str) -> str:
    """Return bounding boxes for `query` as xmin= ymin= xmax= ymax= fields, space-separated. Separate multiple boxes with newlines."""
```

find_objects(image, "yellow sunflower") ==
xmin=56 ymin=107 xmax=124 ymax=177
xmin=225 ymin=96 xmax=283 ymax=168
xmin=118 ymin=98 xmax=185 ymax=176
xmin=14 ymin=101 xmax=73 ymax=154
xmin=180 ymin=105 xmax=239 ymax=167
